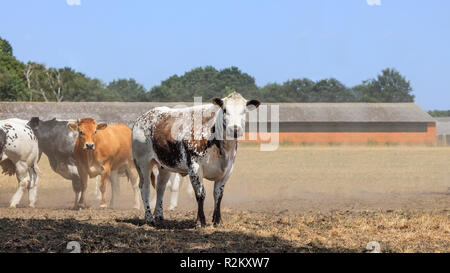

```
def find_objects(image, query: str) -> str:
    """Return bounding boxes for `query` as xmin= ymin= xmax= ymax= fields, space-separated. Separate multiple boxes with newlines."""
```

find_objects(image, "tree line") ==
xmin=427 ymin=110 xmax=450 ymax=117
xmin=1 ymin=36 xmax=421 ymax=106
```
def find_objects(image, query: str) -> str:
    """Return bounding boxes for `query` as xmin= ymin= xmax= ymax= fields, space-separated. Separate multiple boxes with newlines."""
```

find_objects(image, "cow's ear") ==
xmin=212 ymin=98 xmax=224 ymax=108
xmin=68 ymin=122 xmax=78 ymax=131
xmin=96 ymin=123 xmax=107 ymax=130
xmin=246 ymin=99 xmax=261 ymax=111
xmin=28 ymin=117 xmax=39 ymax=130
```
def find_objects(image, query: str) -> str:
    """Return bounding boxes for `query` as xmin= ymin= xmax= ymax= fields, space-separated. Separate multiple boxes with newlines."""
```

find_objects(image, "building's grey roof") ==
xmin=0 ymin=102 xmax=434 ymax=126
xmin=266 ymin=103 xmax=434 ymax=123
xmin=435 ymin=117 xmax=450 ymax=135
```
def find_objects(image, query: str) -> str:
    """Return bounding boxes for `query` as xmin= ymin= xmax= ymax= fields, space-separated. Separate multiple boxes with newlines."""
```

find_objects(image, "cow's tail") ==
xmin=133 ymin=158 xmax=145 ymax=189
xmin=32 ymin=163 xmax=41 ymax=175
xmin=32 ymin=156 xmax=42 ymax=175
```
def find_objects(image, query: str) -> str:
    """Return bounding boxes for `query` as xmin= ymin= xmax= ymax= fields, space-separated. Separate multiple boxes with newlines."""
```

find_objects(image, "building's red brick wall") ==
xmin=242 ymin=122 xmax=436 ymax=144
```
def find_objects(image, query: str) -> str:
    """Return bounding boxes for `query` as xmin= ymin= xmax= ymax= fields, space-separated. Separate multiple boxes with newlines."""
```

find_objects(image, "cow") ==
xmin=0 ymin=118 xmax=40 ymax=208
xmin=68 ymin=118 xmax=140 ymax=209
xmin=132 ymin=92 xmax=260 ymax=227
xmin=28 ymin=117 xmax=141 ymax=209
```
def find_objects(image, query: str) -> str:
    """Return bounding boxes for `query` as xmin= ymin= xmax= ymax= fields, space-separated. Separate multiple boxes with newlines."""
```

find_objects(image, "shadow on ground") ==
xmin=0 ymin=217 xmax=358 ymax=253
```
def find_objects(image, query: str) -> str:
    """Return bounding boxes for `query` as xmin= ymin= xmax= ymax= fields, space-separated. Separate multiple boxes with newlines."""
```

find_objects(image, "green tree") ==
xmin=107 ymin=78 xmax=146 ymax=101
xmin=0 ymin=64 xmax=28 ymax=101
xmin=281 ymin=78 xmax=315 ymax=102
xmin=359 ymin=68 xmax=414 ymax=102
xmin=259 ymin=83 xmax=284 ymax=102
xmin=215 ymin=66 xmax=258 ymax=98
xmin=59 ymin=68 xmax=110 ymax=102
xmin=146 ymin=66 xmax=259 ymax=102
xmin=0 ymin=37 xmax=28 ymax=101
xmin=0 ymin=37 xmax=13 ymax=56
xmin=260 ymin=78 xmax=352 ymax=102
xmin=310 ymin=78 xmax=353 ymax=102
xmin=428 ymin=110 xmax=450 ymax=117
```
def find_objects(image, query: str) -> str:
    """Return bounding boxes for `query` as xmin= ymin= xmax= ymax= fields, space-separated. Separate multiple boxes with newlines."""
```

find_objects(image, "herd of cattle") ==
xmin=0 ymin=92 xmax=260 ymax=227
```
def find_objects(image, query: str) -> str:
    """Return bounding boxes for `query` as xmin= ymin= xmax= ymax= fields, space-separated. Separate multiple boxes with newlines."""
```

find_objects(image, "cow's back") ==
xmin=0 ymin=119 xmax=39 ymax=174
xmin=0 ymin=119 xmax=38 ymax=162
xmin=36 ymin=120 xmax=77 ymax=161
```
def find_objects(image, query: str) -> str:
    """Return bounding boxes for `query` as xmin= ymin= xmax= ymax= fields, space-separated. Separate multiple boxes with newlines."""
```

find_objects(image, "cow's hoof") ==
xmin=213 ymin=222 xmax=222 ymax=228
xmin=74 ymin=204 xmax=88 ymax=210
xmin=155 ymin=215 xmax=164 ymax=221
xmin=195 ymin=222 xmax=207 ymax=229
xmin=9 ymin=204 xmax=17 ymax=208
xmin=99 ymin=204 xmax=108 ymax=209
xmin=144 ymin=212 xmax=155 ymax=226
xmin=29 ymin=204 xmax=36 ymax=208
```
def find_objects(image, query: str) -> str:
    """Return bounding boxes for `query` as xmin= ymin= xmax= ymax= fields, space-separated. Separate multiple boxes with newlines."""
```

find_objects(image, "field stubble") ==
xmin=0 ymin=145 xmax=449 ymax=252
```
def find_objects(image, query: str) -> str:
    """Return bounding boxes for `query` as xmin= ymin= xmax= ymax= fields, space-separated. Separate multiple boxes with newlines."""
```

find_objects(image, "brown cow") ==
xmin=68 ymin=118 xmax=140 ymax=209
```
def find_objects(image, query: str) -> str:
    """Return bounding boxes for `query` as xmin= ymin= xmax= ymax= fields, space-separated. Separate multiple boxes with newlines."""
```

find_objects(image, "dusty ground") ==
xmin=0 ymin=145 xmax=449 ymax=253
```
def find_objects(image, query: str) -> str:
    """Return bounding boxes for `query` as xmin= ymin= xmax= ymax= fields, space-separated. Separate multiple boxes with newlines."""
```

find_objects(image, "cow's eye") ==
xmin=79 ymin=130 xmax=84 ymax=135
xmin=223 ymin=109 xmax=227 ymax=114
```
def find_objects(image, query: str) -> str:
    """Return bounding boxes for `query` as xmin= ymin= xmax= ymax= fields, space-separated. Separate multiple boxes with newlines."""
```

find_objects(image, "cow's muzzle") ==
xmin=84 ymin=143 xmax=95 ymax=150
xmin=226 ymin=125 xmax=243 ymax=139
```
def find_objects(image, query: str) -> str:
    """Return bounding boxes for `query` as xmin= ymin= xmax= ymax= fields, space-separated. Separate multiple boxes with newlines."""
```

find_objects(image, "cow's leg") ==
xmin=189 ymin=163 xmax=206 ymax=228
xmin=168 ymin=173 xmax=181 ymax=211
xmin=76 ymin=170 xmax=89 ymax=209
xmin=134 ymin=159 xmax=154 ymax=225
xmin=9 ymin=161 xmax=30 ymax=208
xmin=149 ymin=167 xmax=158 ymax=209
xmin=99 ymin=164 xmax=111 ymax=208
xmin=212 ymin=179 xmax=227 ymax=227
xmin=154 ymin=169 xmax=172 ymax=221
xmin=94 ymin=176 xmax=102 ymax=200
xmin=27 ymin=166 xmax=39 ymax=208
xmin=127 ymin=165 xmax=141 ymax=210
xmin=71 ymin=177 xmax=82 ymax=209
xmin=109 ymin=170 xmax=119 ymax=209
xmin=67 ymin=164 xmax=82 ymax=209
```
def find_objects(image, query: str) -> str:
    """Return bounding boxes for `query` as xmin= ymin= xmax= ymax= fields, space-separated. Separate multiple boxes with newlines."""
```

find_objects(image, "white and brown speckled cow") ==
xmin=132 ymin=92 xmax=260 ymax=227
xmin=0 ymin=118 xmax=40 ymax=208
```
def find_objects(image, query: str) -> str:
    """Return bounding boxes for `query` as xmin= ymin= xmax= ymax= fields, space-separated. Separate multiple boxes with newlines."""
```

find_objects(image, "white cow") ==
xmin=132 ymin=92 xmax=260 ymax=227
xmin=0 ymin=118 xmax=40 ymax=207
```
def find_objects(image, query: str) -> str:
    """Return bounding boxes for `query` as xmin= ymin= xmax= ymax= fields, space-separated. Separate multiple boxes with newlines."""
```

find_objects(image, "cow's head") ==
xmin=68 ymin=118 xmax=107 ymax=151
xmin=212 ymin=92 xmax=260 ymax=139
xmin=28 ymin=117 xmax=41 ymax=137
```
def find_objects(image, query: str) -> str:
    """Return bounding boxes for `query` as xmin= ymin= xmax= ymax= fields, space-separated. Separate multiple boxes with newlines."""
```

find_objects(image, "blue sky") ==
xmin=1 ymin=0 xmax=449 ymax=109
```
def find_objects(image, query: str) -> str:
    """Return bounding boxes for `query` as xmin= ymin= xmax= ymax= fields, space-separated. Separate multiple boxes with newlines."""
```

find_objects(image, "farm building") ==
xmin=246 ymin=103 xmax=436 ymax=145
xmin=0 ymin=102 xmax=436 ymax=145
xmin=435 ymin=117 xmax=450 ymax=145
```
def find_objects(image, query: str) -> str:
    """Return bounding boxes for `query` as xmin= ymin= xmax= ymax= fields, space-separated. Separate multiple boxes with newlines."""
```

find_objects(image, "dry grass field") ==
xmin=0 ymin=145 xmax=449 ymax=253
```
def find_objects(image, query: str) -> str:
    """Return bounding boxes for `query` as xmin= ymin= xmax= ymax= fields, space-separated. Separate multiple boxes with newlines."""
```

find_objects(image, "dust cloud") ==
xmin=0 ymin=145 xmax=449 ymax=213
